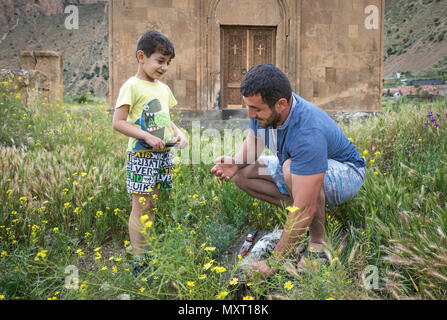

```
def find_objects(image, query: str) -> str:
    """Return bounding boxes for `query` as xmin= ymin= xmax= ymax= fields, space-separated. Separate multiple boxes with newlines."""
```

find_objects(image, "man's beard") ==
xmin=258 ymin=109 xmax=281 ymax=128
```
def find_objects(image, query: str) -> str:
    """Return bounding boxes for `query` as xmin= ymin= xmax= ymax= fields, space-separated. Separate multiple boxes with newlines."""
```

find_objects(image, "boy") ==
xmin=112 ymin=30 xmax=187 ymax=274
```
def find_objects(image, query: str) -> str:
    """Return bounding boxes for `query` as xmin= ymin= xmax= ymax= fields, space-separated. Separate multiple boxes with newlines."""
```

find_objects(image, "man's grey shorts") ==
xmin=258 ymin=156 xmax=366 ymax=205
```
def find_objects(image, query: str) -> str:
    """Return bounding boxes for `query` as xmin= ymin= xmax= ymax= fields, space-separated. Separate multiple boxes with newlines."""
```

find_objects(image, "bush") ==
xmin=0 ymin=82 xmax=34 ymax=147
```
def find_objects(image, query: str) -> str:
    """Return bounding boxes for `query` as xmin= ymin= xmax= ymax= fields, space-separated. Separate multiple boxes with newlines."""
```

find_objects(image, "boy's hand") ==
xmin=173 ymin=132 xmax=188 ymax=149
xmin=144 ymin=133 xmax=166 ymax=151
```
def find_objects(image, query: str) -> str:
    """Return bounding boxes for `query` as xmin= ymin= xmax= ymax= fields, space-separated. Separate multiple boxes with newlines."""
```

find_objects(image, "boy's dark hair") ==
xmin=136 ymin=30 xmax=175 ymax=60
xmin=240 ymin=64 xmax=292 ymax=108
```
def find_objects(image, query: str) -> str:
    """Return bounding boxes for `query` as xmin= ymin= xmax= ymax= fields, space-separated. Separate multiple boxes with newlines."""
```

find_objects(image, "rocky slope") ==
xmin=0 ymin=1 xmax=109 ymax=99
xmin=0 ymin=0 xmax=446 ymax=97
xmin=384 ymin=0 xmax=447 ymax=76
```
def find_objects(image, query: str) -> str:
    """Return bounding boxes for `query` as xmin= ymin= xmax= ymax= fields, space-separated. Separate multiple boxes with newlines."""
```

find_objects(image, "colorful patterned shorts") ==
xmin=126 ymin=150 xmax=174 ymax=194
xmin=258 ymin=156 xmax=366 ymax=205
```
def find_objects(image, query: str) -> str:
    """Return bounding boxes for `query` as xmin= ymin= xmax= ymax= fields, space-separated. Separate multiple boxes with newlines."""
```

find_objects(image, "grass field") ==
xmin=1 ymin=78 xmax=446 ymax=300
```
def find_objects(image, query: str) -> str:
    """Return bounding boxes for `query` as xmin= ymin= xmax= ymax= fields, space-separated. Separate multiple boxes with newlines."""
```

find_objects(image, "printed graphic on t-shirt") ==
xmin=134 ymin=98 xmax=171 ymax=151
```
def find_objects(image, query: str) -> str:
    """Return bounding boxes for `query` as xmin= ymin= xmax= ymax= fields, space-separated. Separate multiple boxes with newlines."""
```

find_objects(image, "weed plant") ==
xmin=1 ymin=77 xmax=446 ymax=300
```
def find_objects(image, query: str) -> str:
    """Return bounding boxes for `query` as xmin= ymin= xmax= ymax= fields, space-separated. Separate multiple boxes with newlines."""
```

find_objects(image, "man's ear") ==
xmin=275 ymin=98 xmax=289 ymax=113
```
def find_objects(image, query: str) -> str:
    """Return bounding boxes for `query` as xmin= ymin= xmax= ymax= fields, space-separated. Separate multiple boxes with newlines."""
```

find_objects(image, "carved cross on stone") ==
xmin=257 ymin=44 xmax=264 ymax=55
xmin=232 ymin=44 xmax=238 ymax=55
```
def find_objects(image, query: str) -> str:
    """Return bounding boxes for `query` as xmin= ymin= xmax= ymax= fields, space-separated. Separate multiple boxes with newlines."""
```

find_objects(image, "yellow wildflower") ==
xmin=214 ymin=266 xmax=226 ymax=274
xmin=243 ymin=296 xmax=254 ymax=300
xmin=216 ymin=291 xmax=228 ymax=300
xmin=140 ymin=214 xmax=149 ymax=224
xmin=34 ymin=249 xmax=48 ymax=261
xmin=186 ymin=281 xmax=195 ymax=287
xmin=144 ymin=221 xmax=153 ymax=228
xmin=286 ymin=206 xmax=300 ymax=213
xmin=284 ymin=281 xmax=294 ymax=290
xmin=204 ymin=247 xmax=216 ymax=252
xmin=229 ymin=278 xmax=239 ymax=285
xmin=204 ymin=260 xmax=214 ymax=270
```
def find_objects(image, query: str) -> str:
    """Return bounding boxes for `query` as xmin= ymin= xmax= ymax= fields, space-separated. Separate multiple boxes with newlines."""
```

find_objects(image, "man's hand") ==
xmin=250 ymin=260 xmax=278 ymax=277
xmin=211 ymin=156 xmax=239 ymax=181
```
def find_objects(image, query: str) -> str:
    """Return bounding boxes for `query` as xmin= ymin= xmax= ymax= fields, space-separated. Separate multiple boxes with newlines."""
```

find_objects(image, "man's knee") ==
xmin=233 ymin=166 xmax=249 ymax=189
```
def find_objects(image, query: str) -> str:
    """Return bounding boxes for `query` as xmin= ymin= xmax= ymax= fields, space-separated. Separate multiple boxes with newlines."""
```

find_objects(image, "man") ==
xmin=211 ymin=64 xmax=366 ymax=277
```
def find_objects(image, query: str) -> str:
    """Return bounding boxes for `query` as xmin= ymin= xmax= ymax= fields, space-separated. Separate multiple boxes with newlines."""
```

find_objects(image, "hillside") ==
xmin=0 ymin=2 xmax=109 ymax=99
xmin=0 ymin=0 xmax=446 ymax=98
xmin=384 ymin=0 xmax=447 ymax=76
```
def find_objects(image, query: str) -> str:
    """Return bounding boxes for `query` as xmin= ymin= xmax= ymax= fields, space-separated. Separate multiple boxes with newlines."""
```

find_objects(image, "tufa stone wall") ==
xmin=109 ymin=0 xmax=384 ymax=112
xmin=0 ymin=69 xmax=49 ymax=106
xmin=20 ymin=50 xmax=63 ymax=104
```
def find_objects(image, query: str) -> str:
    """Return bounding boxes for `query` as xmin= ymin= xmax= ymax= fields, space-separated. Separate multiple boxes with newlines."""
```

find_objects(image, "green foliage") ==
xmin=1 ymin=87 xmax=446 ymax=299
xmin=0 ymin=82 xmax=33 ymax=147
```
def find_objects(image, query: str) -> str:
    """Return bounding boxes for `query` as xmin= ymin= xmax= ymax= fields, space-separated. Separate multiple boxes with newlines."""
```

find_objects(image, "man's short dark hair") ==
xmin=240 ymin=64 xmax=292 ymax=108
xmin=136 ymin=30 xmax=175 ymax=60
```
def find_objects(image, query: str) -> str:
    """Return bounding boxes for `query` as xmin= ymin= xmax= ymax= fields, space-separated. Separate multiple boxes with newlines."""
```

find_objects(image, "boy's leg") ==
xmin=129 ymin=191 xmax=159 ymax=256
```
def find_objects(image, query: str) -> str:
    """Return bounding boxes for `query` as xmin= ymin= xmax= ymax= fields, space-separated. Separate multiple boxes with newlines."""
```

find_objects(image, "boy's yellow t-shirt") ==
xmin=115 ymin=76 xmax=177 ymax=152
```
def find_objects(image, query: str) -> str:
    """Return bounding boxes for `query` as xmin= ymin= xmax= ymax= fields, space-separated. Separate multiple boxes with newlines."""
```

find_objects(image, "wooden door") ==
xmin=221 ymin=26 xmax=276 ymax=109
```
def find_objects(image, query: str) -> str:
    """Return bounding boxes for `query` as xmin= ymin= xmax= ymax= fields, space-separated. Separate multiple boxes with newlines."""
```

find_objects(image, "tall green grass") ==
xmin=1 ymin=77 xmax=446 ymax=300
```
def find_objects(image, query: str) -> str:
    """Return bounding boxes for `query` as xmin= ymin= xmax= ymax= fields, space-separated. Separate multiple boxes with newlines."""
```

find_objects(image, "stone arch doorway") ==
xmin=197 ymin=0 xmax=297 ymax=110
xmin=221 ymin=26 xmax=276 ymax=108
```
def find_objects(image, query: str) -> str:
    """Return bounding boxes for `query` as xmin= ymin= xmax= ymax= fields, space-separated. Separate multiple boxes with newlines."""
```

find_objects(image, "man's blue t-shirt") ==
xmin=249 ymin=92 xmax=365 ymax=175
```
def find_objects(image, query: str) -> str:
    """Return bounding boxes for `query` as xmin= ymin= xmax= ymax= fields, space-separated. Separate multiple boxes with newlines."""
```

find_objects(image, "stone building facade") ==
xmin=109 ymin=0 xmax=384 ymax=112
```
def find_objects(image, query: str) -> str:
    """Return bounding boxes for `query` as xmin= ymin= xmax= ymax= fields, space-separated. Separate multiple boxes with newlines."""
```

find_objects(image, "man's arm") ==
xmin=272 ymin=172 xmax=325 ymax=260
xmin=233 ymin=130 xmax=265 ymax=168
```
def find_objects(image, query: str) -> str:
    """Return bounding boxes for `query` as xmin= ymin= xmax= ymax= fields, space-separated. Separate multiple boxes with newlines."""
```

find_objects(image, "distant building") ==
xmin=109 ymin=0 xmax=385 ymax=112
xmin=407 ymin=79 xmax=444 ymax=86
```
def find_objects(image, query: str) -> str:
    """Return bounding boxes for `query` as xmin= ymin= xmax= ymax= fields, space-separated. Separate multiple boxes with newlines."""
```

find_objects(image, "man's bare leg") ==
xmin=232 ymin=161 xmax=293 ymax=208
xmin=281 ymin=159 xmax=328 ymax=268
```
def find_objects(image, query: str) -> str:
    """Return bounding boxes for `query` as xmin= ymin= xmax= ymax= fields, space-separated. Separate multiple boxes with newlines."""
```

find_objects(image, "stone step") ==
xmin=176 ymin=118 xmax=250 ymax=131
xmin=170 ymin=108 xmax=250 ymax=131
xmin=170 ymin=108 xmax=249 ymax=121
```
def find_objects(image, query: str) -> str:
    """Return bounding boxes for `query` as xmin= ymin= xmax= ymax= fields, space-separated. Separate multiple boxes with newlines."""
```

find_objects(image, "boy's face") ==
xmin=137 ymin=50 xmax=172 ymax=82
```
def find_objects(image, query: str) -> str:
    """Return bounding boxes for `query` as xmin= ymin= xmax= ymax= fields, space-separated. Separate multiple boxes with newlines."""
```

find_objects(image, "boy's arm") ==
xmin=112 ymin=105 xmax=166 ymax=151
